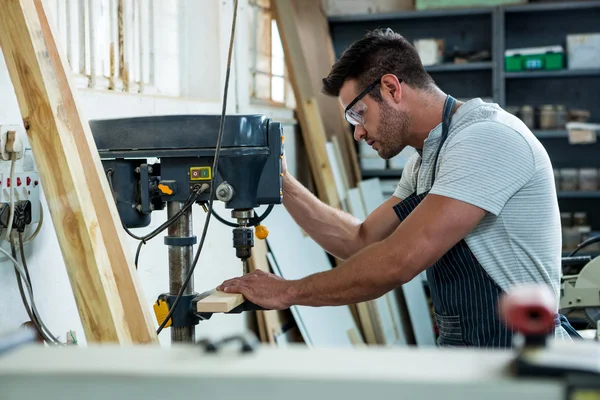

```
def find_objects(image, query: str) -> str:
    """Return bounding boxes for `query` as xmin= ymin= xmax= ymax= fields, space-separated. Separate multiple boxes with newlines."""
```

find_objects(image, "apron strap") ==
xmin=431 ymin=95 xmax=456 ymax=186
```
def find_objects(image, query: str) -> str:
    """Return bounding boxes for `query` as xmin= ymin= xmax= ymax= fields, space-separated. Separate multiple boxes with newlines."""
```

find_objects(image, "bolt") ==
xmin=148 ymin=166 xmax=153 ymax=174
xmin=136 ymin=205 xmax=142 ymax=212
xmin=576 ymin=298 xmax=581 ymax=303
xmin=135 ymin=167 xmax=141 ymax=174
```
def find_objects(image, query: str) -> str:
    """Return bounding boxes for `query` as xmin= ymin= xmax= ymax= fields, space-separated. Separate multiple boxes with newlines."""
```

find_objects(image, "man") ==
xmin=218 ymin=28 xmax=575 ymax=347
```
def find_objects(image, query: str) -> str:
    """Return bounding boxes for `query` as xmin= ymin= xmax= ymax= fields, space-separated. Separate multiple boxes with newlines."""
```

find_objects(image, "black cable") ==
xmin=157 ymin=0 xmax=239 ymax=335
xmin=210 ymin=204 xmax=274 ymax=228
xmin=12 ymin=234 xmax=54 ymax=344
xmin=569 ymin=235 xmax=600 ymax=257
xmin=12 ymin=242 xmax=41 ymax=338
xmin=106 ymin=168 xmax=206 ymax=268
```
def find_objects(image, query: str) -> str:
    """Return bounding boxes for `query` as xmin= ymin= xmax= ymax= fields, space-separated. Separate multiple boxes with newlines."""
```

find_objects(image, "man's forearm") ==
xmin=285 ymin=240 xmax=405 ymax=307
xmin=282 ymin=173 xmax=363 ymax=260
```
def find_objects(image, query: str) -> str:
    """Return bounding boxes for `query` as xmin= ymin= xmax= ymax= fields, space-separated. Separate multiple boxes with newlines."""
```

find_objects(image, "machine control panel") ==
xmin=190 ymin=166 xmax=212 ymax=181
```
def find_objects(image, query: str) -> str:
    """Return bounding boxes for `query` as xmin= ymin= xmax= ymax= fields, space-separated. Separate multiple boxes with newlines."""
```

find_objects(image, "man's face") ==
xmin=339 ymin=78 xmax=410 ymax=160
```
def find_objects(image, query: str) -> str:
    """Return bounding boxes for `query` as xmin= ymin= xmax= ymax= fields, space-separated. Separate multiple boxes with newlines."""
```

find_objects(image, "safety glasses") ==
xmin=344 ymin=76 xmax=403 ymax=127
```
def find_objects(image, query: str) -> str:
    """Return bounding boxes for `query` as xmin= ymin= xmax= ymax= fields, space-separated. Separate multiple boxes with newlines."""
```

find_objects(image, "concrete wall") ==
xmin=0 ymin=0 xmax=297 ymax=346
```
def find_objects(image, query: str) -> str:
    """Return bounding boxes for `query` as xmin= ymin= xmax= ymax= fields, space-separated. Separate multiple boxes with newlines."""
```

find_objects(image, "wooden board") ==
xmin=272 ymin=0 xmax=341 ymax=208
xmin=287 ymin=0 xmax=361 ymax=188
xmin=265 ymin=206 xmax=362 ymax=347
xmin=0 ymin=0 xmax=156 ymax=344
xmin=358 ymin=178 xmax=436 ymax=347
xmin=195 ymin=290 xmax=245 ymax=313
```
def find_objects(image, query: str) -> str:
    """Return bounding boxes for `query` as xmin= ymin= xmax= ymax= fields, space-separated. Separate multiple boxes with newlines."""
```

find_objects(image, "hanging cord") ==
xmin=157 ymin=0 xmax=239 ymax=335
xmin=569 ymin=235 xmax=600 ymax=257
xmin=210 ymin=205 xmax=274 ymax=228
xmin=3 ymin=233 xmax=61 ymax=345
xmin=106 ymin=168 xmax=208 ymax=268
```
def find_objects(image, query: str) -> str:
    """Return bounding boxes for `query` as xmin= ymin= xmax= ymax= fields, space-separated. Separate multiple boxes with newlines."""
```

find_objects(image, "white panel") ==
xmin=347 ymin=183 xmax=406 ymax=346
xmin=346 ymin=188 xmax=366 ymax=221
xmin=358 ymin=178 xmax=436 ymax=347
xmin=265 ymin=206 xmax=359 ymax=348
xmin=325 ymin=141 xmax=347 ymax=209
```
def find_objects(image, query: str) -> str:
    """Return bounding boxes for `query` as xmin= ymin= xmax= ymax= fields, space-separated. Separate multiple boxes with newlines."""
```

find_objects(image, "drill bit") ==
xmin=242 ymin=259 xmax=249 ymax=275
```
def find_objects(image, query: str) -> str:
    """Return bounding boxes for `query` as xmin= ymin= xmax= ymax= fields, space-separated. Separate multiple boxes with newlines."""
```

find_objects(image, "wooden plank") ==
xmin=288 ymin=0 xmax=361 ymax=188
xmin=0 ymin=0 xmax=156 ymax=344
xmin=195 ymin=290 xmax=245 ymax=313
xmin=272 ymin=0 xmax=341 ymax=209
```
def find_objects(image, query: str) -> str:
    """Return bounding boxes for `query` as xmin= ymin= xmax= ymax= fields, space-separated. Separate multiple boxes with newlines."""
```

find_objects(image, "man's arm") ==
xmin=218 ymin=194 xmax=486 ymax=309
xmin=282 ymin=171 xmax=400 ymax=261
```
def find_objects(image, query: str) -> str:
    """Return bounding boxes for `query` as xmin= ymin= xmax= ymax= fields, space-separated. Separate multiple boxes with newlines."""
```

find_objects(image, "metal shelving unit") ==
xmin=557 ymin=192 xmax=600 ymax=199
xmin=361 ymin=169 xmax=403 ymax=179
xmin=505 ymin=69 xmax=600 ymax=79
xmin=425 ymin=61 xmax=493 ymax=72
xmin=533 ymin=130 xmax=568 ymax=139
xmin=329 ymin=0 xmax=600 ymax=242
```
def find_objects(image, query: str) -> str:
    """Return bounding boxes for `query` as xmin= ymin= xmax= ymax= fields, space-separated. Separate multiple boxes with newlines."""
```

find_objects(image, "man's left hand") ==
xmin=217 ymin=270 xmax=294 ymax=310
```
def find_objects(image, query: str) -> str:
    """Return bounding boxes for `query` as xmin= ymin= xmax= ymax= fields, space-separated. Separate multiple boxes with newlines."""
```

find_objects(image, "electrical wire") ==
xmin=156 ymin=0 xmax=239 ymax=335
xmin=23 ymin=200 xmax=44 ymax=244
xmin=106 ymin=168 xmax=207 ymax=268
xmin=2 ymin=153 xmax=16 ymax=241
xmin=210 ymin=204 xmax=274 ymax=228
xmin=569 ymin=235 xmax=600 ymax=257
xmin=1 ymin=237 xmax=61 ymax=345
xmin=11 ymin=239 xmax=40 ymax=337
xmin=17 ymin=232 xmax=61 ymax=345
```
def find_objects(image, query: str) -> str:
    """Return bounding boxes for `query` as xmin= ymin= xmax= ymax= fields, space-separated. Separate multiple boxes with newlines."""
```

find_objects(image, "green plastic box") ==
xmin=505 ymin=46 xmax=565 ymax=72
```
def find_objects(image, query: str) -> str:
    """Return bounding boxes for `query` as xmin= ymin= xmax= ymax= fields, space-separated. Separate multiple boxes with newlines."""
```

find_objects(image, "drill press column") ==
xmin=167 ymin=202 xmax=195 ymax=343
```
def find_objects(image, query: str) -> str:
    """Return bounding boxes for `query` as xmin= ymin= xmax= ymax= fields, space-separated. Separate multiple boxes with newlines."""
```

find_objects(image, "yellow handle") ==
xmin=255 ymin=224 xmax=268 ymax=239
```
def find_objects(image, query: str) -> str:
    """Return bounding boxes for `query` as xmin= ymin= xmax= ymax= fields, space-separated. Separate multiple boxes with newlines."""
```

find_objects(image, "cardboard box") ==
xmin=414 ymin=39 xmax=444 ymax=66
xmin=325 ymin=0 xmax=414 ymax=16
xmin=567 ymin=33 xmax=600 ymax=70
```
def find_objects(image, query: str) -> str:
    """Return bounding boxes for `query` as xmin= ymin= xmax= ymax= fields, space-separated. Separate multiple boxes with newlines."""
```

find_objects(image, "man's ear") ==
xmin=381 ymin=74 xmax=402 ymax=103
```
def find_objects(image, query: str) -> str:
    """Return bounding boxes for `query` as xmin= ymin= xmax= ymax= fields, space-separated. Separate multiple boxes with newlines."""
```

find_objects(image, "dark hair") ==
xmin=322 ymin=28 xmax=434 ymax=100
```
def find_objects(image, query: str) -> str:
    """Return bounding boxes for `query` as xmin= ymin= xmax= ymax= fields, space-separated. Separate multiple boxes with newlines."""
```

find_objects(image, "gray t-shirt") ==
xmin=393 ymin=98 xmax=569 ymax=340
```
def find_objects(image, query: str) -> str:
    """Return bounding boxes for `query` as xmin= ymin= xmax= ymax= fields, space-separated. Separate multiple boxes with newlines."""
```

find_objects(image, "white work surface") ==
xmin=0 ymin=344 xmax=563 ymax=400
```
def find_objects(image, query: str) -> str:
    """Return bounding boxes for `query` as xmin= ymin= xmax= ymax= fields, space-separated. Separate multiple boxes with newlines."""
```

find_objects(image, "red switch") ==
xmin=26 ymin=177 xmax=31 ymax=186
xmin=34 ymin=180 xmax=38 ymax=187
xmin=17 ymin=177 xmax=22 ymax=187
xmin=7 ymin=178 xmax=10 ymax=187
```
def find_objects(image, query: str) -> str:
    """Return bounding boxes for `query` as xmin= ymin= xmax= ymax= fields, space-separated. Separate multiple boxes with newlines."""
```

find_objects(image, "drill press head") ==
xmin=90 ymin=114 xmax=284 ymax=264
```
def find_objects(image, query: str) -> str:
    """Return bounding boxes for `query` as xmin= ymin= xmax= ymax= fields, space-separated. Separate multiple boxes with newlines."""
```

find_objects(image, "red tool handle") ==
xmin=498 ymin=284 xmax=556 ymax=336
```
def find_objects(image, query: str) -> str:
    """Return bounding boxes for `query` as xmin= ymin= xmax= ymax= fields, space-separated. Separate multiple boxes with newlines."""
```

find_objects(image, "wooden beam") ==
xmin=195 ymin=290 xmax=245 ymax=313
xmin=0 ymin=0 xmax=157 ymax=344
xmin=272 ymin=0 xmax=341 ymax=209
xmin=289 ymin=0 xmax=362 ymax=188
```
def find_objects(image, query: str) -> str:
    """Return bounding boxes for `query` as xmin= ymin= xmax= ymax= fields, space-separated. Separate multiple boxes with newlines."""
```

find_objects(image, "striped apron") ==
xmin=392 ymin=95 xmax=579 ymax=347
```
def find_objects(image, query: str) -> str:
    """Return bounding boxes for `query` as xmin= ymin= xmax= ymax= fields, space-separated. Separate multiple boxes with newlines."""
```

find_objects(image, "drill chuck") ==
xmin=233 ymin=227 xmax=253 ymax=260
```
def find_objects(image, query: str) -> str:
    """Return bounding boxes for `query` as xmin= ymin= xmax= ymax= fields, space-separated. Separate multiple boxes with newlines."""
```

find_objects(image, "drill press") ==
xmin=90 ymin=114 xmax=283 ymax=342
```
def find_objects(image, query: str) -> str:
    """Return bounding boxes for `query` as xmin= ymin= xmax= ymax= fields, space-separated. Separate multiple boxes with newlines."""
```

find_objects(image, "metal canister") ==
xmin=539 ymin=105 xmax=557 ymax=130
xmin=520 ymin=105 xmax=535 ymax=129
xmin=555 ymin=105 xmax=567 ymax=129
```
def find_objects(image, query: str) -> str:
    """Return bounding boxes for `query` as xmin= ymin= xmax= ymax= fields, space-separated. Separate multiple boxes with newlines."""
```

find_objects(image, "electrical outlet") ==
xmin=0 ymin=171 xmax=40 ymax=224
xmin=0 ymin=124 xmax=24 ymax=161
